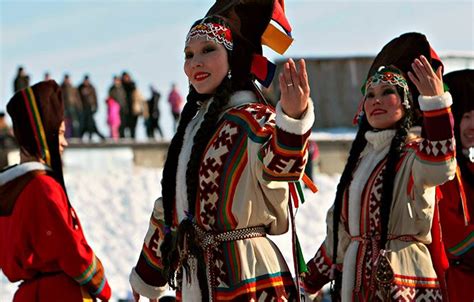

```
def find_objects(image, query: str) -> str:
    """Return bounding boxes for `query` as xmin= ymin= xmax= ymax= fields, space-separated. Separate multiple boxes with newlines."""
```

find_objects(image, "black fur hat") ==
xmin=366 ymin=32 xmax=443 ymax=106
xmin=444 ymin=69 xmax=474 ymax=125
xmin=201 ymin=0 xmax=293 ymax=88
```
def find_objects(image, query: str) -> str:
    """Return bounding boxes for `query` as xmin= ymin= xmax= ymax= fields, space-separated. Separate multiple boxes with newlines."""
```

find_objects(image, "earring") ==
xmin=227 ymin=70 xmax=232 ymax=79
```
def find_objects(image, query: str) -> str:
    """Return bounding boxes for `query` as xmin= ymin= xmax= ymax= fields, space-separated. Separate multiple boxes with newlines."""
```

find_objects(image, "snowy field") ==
xmin=0 ymin=148 xmax=339 ymax=301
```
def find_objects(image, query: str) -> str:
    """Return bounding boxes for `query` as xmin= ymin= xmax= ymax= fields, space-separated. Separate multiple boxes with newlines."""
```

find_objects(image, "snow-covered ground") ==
xmin=0 ymin=148 xmax=339 ymax=301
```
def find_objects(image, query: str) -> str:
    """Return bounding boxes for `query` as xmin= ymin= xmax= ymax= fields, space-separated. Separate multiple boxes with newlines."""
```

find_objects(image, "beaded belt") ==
xmin=350 ymin=234 xmax=417 ymax=294
xmin=193 ymin=224 xmax=267 ymax=301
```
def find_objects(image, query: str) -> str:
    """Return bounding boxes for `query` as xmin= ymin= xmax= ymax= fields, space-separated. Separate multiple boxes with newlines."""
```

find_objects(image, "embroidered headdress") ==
xmin=354 ymin=32 xmax=444 ymax=125
xmin=186 ymin=0 xmax=294 ymax=88
xmin=186 ymin=21 xmax=233 ymax=51
xmin=364 ymin=66 xmax=411 ymax=109
xmin=366 ymin=32 xmax=443 ymax=101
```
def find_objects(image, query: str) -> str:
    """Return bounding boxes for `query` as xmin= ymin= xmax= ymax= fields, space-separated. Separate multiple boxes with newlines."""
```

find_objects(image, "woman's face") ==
xmin=460 ymin=110 xmax=474 ymax=149
xmin=364 ymin=84 xmax=405 ymax=129
xmin=58 ymin=121 xmax=68 ymax=155
xmin=184 ymin=36 xmax=229 ymax=94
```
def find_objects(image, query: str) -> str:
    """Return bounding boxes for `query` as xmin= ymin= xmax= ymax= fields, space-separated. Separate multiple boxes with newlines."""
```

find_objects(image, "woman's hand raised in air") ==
xmin=408 ymin=55 xmax=444 ymax=97
xmin=278 ymin=58 xmax=311 ymax=119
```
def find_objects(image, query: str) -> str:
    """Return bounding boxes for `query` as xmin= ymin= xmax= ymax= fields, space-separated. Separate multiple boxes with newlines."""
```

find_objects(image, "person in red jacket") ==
xmin=438 ymin=70 xmax=474 ymax=302
xmin=0 ymin=80 xmax=111 ymax=301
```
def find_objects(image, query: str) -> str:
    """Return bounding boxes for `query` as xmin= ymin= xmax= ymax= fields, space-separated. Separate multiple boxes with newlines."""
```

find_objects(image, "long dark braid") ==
xmin=186 ymin=77 xmax=233 ymax=217
xmin=330 ymin=115 xmax=370 ymax=299
xmin=160 ymin=87 xmax=206 ymax=275
xmin=162 ymin=77 xmax=236 ymax=294
xmin=379 ymin=88 xmax=414 ymax=247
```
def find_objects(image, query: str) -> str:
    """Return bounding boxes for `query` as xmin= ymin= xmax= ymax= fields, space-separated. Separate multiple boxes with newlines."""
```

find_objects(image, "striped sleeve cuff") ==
xmin=74 ymin=255 xmax=111 ymax=300
xmin=448 ymin=231 xmax=474 ymax=257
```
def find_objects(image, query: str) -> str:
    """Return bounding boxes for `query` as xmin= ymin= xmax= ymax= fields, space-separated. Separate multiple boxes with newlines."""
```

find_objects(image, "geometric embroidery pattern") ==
xmin=199 ymin=122 xmax=239 ymax=229
xmin=419 ymin=138 xmax=455 ymax=157
xmin=193 ymin=102 xmax=306 ymax=300
xmin=387 ymin=282 xmax=442 ymax=301
xmin=312 ymin=248 xmax=332 ymax=278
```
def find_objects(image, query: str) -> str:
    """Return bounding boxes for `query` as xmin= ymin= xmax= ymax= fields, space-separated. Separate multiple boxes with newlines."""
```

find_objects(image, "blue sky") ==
xmin=1 ymin=0 xmax=473 ymax=138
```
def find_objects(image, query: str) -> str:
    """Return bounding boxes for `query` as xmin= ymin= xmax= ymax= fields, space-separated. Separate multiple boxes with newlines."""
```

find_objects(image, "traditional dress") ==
xmin=0 ymin=162 xmax=111 ymax=302
xmin=304 ymin=92 xmax=456 ymax=301
xmin=130 ymin=90 xmax=314 ymax=301
xmin=438 ymin=163 xmax=474 ymax=302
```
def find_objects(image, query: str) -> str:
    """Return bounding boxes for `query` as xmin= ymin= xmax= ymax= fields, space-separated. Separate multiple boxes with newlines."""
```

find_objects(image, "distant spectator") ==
xmin=13 ymin=66 xmax=29 ymax=93
xmin=0 ymin=111 xmax=16 ymax=168
xmin=167 ymin=83 xmax=183 ymax=130
xmin=0 ymin=112 xmax=15 ymax=145
xmin=44 ymin=72 xmax=51 ymax=81
xmin=106 ymin=96 xmax=121 ymax=141
xmin=78 ymin=75 xmax=105 ymax=141
xmin=146 ymin=85 xmax=164 ymax=139
xmin=61 ymin=74 xmax=83 ymax=138
xmin=109 ymin=75 xmax=127 ymax=137
xmin=122 ymin=72 xmax=141 ymax=139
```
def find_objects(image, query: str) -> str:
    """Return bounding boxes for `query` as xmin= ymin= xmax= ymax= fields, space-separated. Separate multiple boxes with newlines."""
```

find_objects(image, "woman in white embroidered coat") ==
xmin=303 ymin=33 xmax=456 ymax=302
xmin=129 ymin=1 xmax=314 ymax=301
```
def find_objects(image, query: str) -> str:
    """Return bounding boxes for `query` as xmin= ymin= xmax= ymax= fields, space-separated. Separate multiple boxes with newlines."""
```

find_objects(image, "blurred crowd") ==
xmin=11 ymin=66 xmax=185 ymax=142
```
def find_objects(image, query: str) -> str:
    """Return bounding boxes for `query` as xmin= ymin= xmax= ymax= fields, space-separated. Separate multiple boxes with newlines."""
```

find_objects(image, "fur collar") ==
xmin=0 ymin=162 xmax=50 ymax=186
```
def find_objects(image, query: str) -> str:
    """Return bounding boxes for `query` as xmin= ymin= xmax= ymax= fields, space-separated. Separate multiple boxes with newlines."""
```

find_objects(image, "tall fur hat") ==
xmin=365 ymin=32 xmax=443 ymax=105
xmin=444 ymin=69 xmax=474 ymax=125
xmin=195 ymin=0 xmax=293 ymax=88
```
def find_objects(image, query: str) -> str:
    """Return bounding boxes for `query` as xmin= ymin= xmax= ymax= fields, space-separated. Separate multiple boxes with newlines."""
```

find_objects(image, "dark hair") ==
xmin=331 ymin=84 xmax=414 ymax=290
xmin=456 ymin=126 xmax=474 ymax=184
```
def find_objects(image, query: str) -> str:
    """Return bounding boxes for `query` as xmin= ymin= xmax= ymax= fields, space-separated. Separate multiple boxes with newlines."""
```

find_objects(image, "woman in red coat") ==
xmin=439 ymin=70 xmax=474 ymax=302
xmin=0 ymin=80 xmax=111 ymax=301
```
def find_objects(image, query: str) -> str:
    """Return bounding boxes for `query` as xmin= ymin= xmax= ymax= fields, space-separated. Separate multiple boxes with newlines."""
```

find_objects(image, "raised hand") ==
xmin=278 ymin=58 xmax=310 ymax=119
xmin=407 ymin=55 xmax=444 ymax=97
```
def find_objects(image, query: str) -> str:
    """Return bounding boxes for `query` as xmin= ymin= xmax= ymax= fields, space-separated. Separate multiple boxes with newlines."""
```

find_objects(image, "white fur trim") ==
xmin=176 ymin=106 xmax=207 ymax=222
xmin=365 ymin=129 xmax=396 ymax=151
xmin=275 ymin=98 xmax=315 ymax=135
xmin=226 ymin=90 xmax=258 ymax=109
xmin=418 ymin=91 xmax=452 ymax=112
xmin=129 ymin=267 xmax=168 ymax=299
xmin=0 ymin=162 xmax=50 ymax=186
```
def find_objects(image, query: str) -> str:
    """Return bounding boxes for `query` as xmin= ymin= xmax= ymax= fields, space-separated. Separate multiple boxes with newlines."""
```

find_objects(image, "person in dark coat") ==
xmin=61 ymin=74 xmax=83 ymax=138
xmin=122 ymin=72 xmax=140 ymax=139
xmin=78 ymin=75 xmax=105 ymax=141
xmin=146 ymin=85 xmax=164 ymax=139
xmin=13 ymin=66 xmax=30 ymax=93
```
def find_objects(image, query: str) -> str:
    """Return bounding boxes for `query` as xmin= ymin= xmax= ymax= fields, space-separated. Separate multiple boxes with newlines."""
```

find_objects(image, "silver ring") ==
xmin=287 ymin=83 xmax=293 ymax=87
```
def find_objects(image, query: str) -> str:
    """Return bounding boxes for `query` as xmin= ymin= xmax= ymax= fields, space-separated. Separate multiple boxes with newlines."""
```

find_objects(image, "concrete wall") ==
xmin=271 ymin=54 xmax=474 ymax=130
xmin=3 ymin=140 xmax=352 ymax=175
xmin=273 ymin=56 xmax=374 ymax=129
